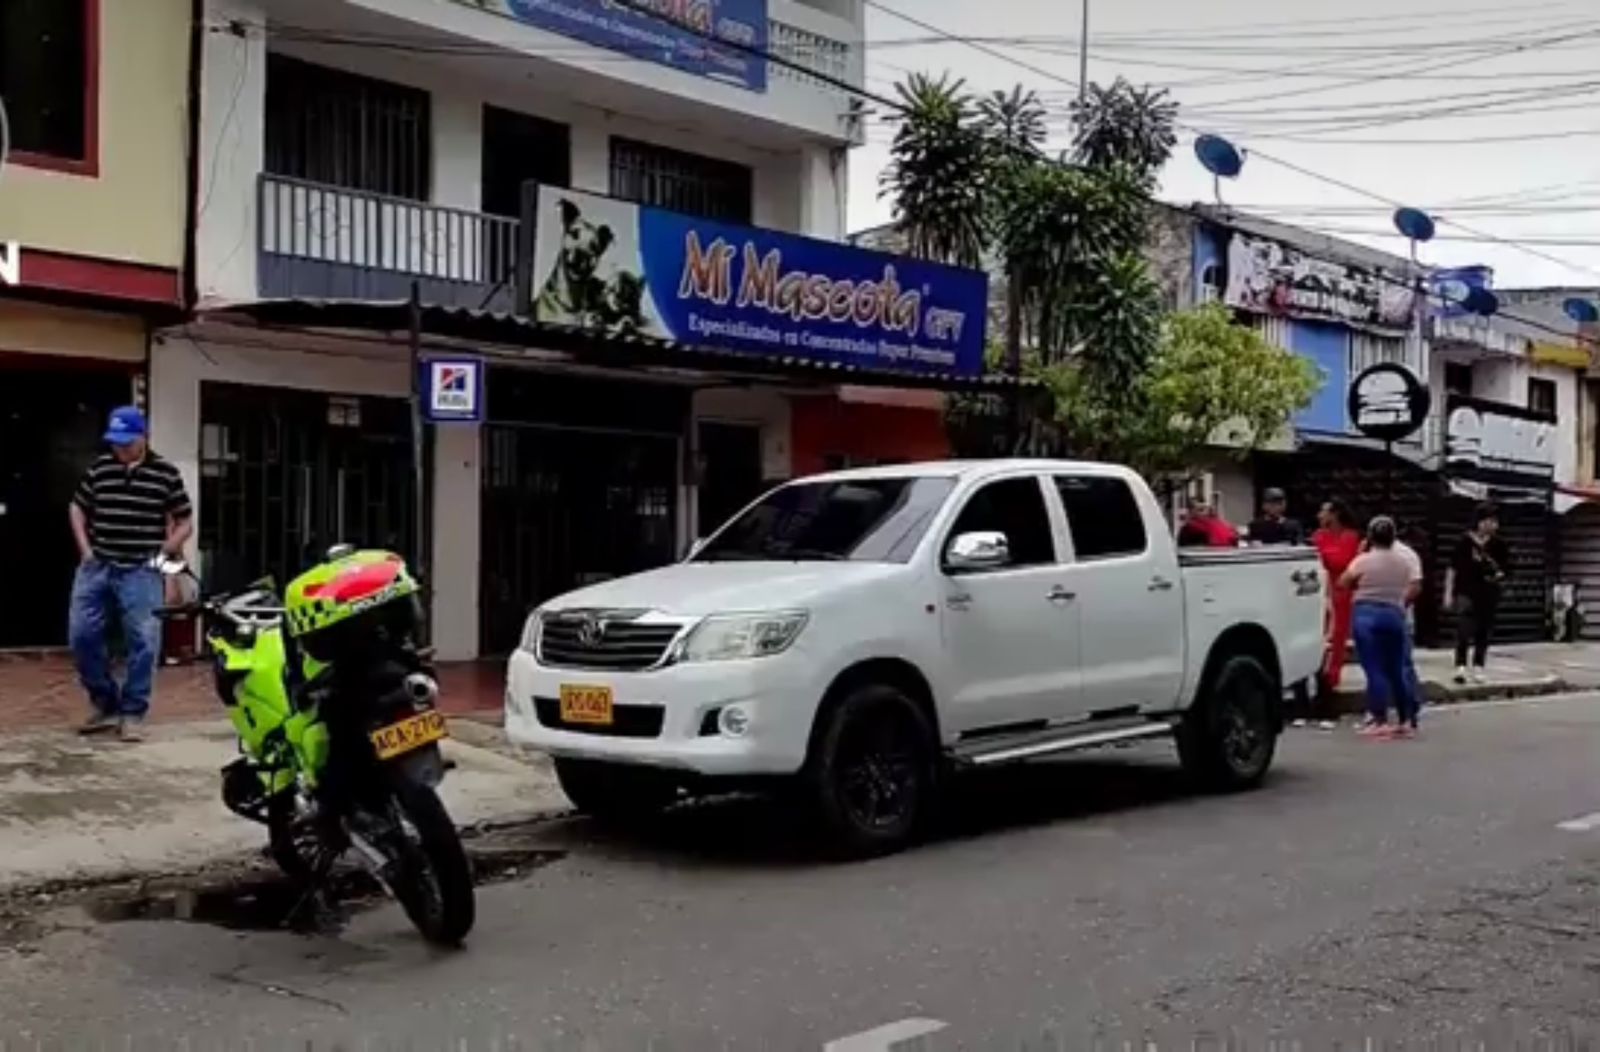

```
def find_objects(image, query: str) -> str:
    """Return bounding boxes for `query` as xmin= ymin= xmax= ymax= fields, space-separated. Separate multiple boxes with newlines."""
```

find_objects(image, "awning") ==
xmin=197 ymin=298 xmax=1034 ymax=395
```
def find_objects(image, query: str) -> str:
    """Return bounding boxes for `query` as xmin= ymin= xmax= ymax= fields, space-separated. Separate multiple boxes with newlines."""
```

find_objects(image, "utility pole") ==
xmin=1078 ymin=0 xmax=1089 ymax=103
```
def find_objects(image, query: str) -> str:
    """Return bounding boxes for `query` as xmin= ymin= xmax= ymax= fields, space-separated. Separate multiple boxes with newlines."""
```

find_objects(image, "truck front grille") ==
xmin=536 ymin=612 xmax=682 ymax=671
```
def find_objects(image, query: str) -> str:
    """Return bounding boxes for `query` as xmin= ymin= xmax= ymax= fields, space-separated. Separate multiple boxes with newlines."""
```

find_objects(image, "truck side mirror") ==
xmin=945 ymin=531 xmax=1011 ymax=572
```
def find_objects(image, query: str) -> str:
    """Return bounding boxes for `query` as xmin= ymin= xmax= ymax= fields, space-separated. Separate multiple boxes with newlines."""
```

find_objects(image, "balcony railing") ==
xmin=769 ymin=17 xmax=854 ymax=90
xmin=257 ymin=174 xmax=519 ymax=309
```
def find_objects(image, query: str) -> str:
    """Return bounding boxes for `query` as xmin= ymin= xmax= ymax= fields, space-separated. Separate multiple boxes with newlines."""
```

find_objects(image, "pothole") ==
xmin=80 ymin=844 xmax=566 ymax=934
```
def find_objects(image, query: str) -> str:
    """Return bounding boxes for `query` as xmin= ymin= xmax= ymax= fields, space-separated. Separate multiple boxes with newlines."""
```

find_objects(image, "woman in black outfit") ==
xmin=1445 ymin=503 xmax=1509 ymax=684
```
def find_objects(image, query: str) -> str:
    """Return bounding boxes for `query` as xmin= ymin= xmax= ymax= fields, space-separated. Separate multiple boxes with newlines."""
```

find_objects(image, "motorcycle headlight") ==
xmin=519 ymin=611 xmax=543 ymax=656
xmin=677 ymin=611 xmax=809 ymax=663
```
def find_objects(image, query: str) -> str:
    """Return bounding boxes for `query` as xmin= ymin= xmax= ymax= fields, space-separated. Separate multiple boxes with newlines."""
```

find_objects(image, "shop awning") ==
xmin=197 ymin=298 xmax=1034 ymax=394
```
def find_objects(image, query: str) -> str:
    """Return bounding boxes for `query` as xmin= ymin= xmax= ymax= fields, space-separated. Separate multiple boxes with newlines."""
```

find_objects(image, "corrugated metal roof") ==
xmin=198 ymin=298 xmax=1033 ymax=393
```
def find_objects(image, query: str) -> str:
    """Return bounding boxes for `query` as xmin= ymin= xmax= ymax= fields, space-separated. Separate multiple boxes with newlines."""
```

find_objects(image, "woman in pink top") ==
xmin=1340 ymin=517 xmax=1423 ymax=737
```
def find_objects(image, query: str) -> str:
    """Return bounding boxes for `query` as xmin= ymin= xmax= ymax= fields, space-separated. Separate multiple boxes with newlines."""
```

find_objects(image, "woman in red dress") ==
xmin=1312 ymin=499 xmax=1362 ymax=691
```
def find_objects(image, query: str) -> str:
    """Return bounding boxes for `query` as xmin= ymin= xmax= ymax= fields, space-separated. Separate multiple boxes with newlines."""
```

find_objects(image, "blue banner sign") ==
xmin=527 ymin=187 xmax=990 ymax=378
xmin=479 ymin=0 xmax=768 ymax=92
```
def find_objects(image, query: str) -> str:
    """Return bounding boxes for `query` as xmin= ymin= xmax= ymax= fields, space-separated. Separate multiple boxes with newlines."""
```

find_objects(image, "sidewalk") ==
xmin=1329 ymin=640 xmax=1600 ymax=712
xmin=0 ymin=652 xmax=507 ymax=733
xmin=0 ymin=717 xmax=566 ymax=893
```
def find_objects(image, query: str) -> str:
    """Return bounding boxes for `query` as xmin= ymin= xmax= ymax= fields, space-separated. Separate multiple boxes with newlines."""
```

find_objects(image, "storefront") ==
xmin=163 ymin=186 xmax=995 ymax=659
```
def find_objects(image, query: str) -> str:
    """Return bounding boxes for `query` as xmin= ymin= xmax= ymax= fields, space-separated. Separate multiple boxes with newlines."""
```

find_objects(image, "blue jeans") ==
xmin=1353 ymin=601 xmax=1417 ymax=726
xmin=68 ymin=560 xmax=163 ymax=719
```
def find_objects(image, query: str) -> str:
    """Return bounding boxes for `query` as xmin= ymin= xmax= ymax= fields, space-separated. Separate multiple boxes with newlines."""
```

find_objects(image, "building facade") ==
xmin=153 ymin=0 xmax=987 ymax=661
xmin=0 ymin=0 xmax=195 ymax=647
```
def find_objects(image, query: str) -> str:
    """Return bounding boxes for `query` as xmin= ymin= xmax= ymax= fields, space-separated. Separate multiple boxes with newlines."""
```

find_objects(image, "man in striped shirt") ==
xmin=67 ymin=407 xmax=193 ymax=741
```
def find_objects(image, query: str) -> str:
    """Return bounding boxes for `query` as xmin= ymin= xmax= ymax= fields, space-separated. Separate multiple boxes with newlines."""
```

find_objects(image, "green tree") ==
xmin=1045 ymin=305 xmax=1322 ymax=476
xmin=878 ymin=74 xmax=993 ymax=268
xmin=1069 ymin=78 xmax=1180 ymax=182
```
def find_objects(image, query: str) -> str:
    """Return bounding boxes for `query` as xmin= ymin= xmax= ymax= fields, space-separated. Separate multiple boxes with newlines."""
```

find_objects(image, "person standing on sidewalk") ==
xmin=1312 ymin=499 xmax=1361 ymax=693
xmin=1445 ymin=503 xmax=1509 ymax=685
xmin=67 ymin=407 xmax=193 ymax=742
xmin=1341 ymin=516 xmax=1423 ymax=738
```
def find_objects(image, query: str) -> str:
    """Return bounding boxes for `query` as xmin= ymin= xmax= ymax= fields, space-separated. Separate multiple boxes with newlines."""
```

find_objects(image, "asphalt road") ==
xmin=3 ymin=696 xmax=1599 ymax=1048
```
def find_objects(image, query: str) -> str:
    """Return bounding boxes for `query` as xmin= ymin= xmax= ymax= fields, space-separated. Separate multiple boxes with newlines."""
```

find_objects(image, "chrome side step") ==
xmin=957 ymin=718 xmax=1179 ymax=767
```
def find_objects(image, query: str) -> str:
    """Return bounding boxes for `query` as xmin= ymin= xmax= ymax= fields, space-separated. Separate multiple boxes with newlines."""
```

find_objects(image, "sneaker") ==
xmin=1470 ymin=668 xmax=1488 ymax=685
xmin=77 ymin=712 xmax=119 ymax=736
xmin=1453 ymin=666 xmax=1468 ymax=685
xmin=118 ymin=719 xmax=146 ymax=743
xmin=1356 ymin=719 xmax=1391 ymax=739
xmin=1391 ymin=725 xmax=1416 ymax=740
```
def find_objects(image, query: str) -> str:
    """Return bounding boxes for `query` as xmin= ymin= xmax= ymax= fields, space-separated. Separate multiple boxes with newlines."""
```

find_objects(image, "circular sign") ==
xmin=1348 ymin=362 xmax=1431 ymax=442
xmin=1392 ymin=207 xmax=1436 ymax=243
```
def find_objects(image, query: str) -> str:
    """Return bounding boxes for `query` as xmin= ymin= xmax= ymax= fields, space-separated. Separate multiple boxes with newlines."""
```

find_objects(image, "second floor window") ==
xmin=0 ymin=0 xmax=94 ymax=169
xmin=609 ymin=137 xmax=752 ymax=224
xmin=1529 ymin=377 xmax=1558 ymax=418
xmin=265 ymin=55 xmax=431 ymax=201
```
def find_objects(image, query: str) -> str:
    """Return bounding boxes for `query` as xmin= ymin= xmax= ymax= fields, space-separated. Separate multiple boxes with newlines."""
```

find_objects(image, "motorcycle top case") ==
xmin=284 ymin=549 xmax=424 ymax=664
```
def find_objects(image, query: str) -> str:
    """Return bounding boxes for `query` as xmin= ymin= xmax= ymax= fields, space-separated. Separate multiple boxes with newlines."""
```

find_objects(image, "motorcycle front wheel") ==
xmin=377 ymin=776 xmax=476 ymax=946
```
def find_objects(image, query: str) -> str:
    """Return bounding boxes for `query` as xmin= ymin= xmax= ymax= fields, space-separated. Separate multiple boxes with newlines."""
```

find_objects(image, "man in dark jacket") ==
xmin=1247 ymin=487 xmax=1306 ymax=545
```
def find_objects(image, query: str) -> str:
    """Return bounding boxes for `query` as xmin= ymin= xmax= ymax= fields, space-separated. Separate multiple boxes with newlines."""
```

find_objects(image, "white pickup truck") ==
xmin=505 ymin=459 xmax=1323 ymax=856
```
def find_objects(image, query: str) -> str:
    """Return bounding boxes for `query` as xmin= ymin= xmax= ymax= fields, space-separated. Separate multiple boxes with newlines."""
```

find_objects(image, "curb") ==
xmin=1328 ymin=677 xmax=1571 ymax=714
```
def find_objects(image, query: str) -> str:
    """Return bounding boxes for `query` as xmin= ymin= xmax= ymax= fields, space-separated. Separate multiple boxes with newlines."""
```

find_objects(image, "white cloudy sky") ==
xmin=848 ymin=0 xmax=1600 ymax=288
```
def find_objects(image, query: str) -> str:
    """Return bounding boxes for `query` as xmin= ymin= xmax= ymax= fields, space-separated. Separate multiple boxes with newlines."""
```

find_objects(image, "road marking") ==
xmin=824 ymin=1018 xmax=949 ymax=1051
xmin=1557 ymin=811 xmax=1600 ymax=832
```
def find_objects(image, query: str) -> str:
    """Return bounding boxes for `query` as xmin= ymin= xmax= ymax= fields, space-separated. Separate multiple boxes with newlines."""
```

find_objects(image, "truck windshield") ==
xmin=693 ymin=477 xmax=955 ymax=564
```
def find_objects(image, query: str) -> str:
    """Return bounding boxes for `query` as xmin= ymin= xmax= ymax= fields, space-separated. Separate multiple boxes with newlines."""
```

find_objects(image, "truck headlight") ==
xmin=677 ymin=611 xmax=808 ymax=663
xmin=519 ymin=611 xmax=543 ymax=656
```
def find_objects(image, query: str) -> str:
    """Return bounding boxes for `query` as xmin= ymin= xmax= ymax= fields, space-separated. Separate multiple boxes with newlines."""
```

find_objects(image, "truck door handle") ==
xmin=1148 ymin=576 xmax=1175 ymax=592
xmin=1047 ymin=585 xmax=1076 ymax=603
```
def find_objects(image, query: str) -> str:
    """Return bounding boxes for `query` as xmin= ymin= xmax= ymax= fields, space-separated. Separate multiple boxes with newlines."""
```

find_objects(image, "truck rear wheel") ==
xmin=806 ymin=683 xmax=934 ymax=859
xmin=554 ymin=758 xmax=679 ymax=825
xmin=1178 ymin=653 xmax=1278 ymax=791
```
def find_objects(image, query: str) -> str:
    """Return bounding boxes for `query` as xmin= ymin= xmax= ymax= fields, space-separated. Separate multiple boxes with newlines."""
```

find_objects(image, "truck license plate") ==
xmin=559 ymin=684 xmax=614 ymax=726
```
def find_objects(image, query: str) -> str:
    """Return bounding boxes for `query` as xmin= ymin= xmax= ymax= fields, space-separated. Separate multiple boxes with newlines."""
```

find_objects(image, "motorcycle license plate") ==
xmin=370 ymin=710 xmax=449 ymax=760
xmin=559 ymin=684 xmax=614 ymax=726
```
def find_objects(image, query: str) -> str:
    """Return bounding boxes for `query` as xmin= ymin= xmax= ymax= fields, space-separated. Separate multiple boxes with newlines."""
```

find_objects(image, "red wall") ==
xmin=790 ymin=395 xmax=951 ymax=476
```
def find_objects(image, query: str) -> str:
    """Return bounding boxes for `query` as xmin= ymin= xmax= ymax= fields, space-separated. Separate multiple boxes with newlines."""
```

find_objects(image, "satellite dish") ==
xmin=1392 ymin=207 xmax=1436 ymax=243
xmin=1563 ymin=297 xmax=1599 ymax=324
xmin=1194 ymin=135 xmax=1244 ymax=179
xmin=1462 ymin=287 xmax=1499 ymax=317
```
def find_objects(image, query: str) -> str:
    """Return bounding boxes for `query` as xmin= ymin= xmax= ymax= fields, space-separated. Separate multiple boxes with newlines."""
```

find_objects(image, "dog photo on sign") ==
xmin=534 ymin=195 xmax=658 ymax=336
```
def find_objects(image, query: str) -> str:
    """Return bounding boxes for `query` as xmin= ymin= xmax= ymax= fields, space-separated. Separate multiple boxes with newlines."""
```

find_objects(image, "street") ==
xmin=2 ymin=696 xmax=1598 ymax=1047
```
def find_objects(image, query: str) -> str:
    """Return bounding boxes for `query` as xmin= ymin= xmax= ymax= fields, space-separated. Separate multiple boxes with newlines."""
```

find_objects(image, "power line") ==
xmin=863 ymin=0 xmax=1078 ymax=95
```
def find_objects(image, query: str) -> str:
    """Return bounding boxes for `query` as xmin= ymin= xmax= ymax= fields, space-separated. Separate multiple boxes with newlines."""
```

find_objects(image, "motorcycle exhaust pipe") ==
xmin=404 ymin=672 xmax=439 ymax=706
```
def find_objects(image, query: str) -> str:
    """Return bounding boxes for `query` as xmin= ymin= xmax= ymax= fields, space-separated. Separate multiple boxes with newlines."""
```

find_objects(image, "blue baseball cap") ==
xmin=104 ymin=406 xmax=148 ymax=446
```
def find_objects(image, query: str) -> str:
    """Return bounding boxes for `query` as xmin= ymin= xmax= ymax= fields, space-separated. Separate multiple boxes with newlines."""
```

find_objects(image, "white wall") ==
xmin=430 ymin=423 xmax=482 ymax=660
xmin=1427 ymin=349 xmax=1583 ymax=486
xmin=196 ymin=0 xmax=268 ymax=305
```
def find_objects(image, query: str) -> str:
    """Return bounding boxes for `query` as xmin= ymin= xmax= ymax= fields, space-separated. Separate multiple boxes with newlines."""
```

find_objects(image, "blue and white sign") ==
xmin=527 ymin=187 xmax=990 ymax=378
xmin=465 ymin=0 xmax=768 ymax=92
xmin=422 ymin=359 xmax=485 ymax=423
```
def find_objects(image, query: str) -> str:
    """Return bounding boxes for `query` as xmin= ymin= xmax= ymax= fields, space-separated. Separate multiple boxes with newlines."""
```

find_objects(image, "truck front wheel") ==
xmin=805 ymin=683 xmax=935 ymax=859
xmin=1177 ymin=653 xmax=1278 ymax=791
xmin=554 ymin=758 xmax=679 ymax=825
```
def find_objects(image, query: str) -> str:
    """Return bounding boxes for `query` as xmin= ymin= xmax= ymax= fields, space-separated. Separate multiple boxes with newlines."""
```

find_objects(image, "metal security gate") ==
xmin=198 ymin=383 xmax=414 ymax=594
xmin=1561 ymin=504 xmax=1600 ymax=640
xmin=479 ymin=424 xmax=679 ymax=655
